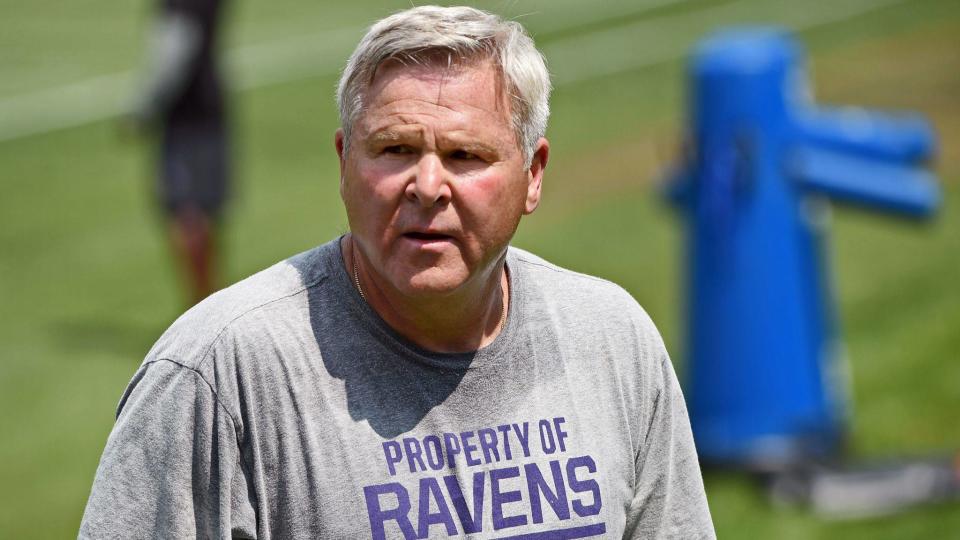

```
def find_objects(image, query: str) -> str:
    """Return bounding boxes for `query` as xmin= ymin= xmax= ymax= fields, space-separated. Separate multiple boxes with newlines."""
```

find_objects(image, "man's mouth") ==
xmin=403 ymin=231 xmax=454 ymax=242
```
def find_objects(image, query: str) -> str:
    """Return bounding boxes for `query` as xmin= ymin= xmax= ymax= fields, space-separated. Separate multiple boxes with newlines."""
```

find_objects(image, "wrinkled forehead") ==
xmin=364 ymin=51 xmax=510 ymax=116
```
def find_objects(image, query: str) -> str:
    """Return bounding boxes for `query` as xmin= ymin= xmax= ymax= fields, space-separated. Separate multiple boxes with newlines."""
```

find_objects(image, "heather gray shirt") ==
xmin=80 ymin=239 xmax=714 ymax=539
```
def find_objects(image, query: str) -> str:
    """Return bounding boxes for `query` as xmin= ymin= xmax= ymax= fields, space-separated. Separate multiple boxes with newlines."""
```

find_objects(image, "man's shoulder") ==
xmin=509 ymin=246 xmax=640 ymax=306
xmin=508 ymin=246 xmax=668 ymax=375
xmin=508 ymin=246 xmax=658 ymax=329
xmin=145 ymin=241 xmax=338 ymax=370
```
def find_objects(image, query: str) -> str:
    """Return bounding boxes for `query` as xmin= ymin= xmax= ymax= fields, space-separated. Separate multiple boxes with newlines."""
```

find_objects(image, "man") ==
xmin=82 ymin=6 xmax=714 ymax=539
xmin=128 ymin=0 xmax=229 ymax=305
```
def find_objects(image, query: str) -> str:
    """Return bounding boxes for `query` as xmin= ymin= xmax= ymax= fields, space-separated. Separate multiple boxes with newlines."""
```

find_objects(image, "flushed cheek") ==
xmin=456 ymin=181 xmax=526 ymax=231
xmin=345 ymin=172 xmax=407 ymax=228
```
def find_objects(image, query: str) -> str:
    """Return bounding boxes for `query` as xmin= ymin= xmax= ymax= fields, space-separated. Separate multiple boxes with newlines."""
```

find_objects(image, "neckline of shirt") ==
xmin=322 ymin=237 xmax=523 ymax=371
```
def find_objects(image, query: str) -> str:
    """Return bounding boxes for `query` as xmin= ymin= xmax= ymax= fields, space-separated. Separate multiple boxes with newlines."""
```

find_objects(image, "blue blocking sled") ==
xmin=665 ymin=27 xmax=940 ymax=469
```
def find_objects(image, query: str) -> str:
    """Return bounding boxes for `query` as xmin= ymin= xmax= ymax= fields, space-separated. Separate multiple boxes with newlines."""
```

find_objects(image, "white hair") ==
xmin=336 ymin=5 xmax=551 ymax=164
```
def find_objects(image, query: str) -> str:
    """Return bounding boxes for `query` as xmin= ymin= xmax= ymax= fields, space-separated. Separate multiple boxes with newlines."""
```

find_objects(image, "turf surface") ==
xmin=1 ymin=0 xmax=957 ymax=537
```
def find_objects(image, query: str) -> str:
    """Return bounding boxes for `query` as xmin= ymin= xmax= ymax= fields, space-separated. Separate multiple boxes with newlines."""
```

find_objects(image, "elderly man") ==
xmin=81 ymin=6 xmax=714 ymax=539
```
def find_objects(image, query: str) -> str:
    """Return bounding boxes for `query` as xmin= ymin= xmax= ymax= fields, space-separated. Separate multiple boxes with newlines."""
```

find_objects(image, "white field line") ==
xmin=509 ymin=0 xmax=691 ymax=35
xmin=225 ymin=0 xmax=693 ymax=89
xmin=0 ymin=0 xmax=905 ymax=143
xmin=0 ymin=25 xmax=370 ymax=144
xmin=546 ymin=0 xmax=908 ymax=85
xmin=228 ymin=25 xmax=366 ymax=91
xmin=0 ymin=0 xmax=691 ymax=144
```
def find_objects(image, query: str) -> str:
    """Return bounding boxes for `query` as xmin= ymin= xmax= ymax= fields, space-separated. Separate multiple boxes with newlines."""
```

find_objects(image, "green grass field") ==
xmin=1 ymin=0 xmax=958 ymax=537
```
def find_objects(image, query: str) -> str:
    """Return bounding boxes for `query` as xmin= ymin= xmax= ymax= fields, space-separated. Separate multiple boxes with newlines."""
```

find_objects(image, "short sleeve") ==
xmin=625 ymin=348 xmax=715 ymax=539
xmin=79 ymin=360 xmax=256 ymax=539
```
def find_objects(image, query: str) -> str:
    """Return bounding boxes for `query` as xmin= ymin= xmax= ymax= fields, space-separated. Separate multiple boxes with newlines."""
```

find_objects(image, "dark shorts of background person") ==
xmin=159 ymin=121 xmax=229 ymax=219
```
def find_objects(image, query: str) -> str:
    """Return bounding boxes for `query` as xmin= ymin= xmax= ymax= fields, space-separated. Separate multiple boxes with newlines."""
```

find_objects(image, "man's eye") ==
xmin=383 ymin=145 xmax=412 ymax=155
xmin=450 ymin=150 xmax=479 ymax=161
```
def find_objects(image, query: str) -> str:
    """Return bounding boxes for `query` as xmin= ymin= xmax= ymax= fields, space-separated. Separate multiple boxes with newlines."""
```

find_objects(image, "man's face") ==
xmin=337 ymin=60 xmax=548 ymax=298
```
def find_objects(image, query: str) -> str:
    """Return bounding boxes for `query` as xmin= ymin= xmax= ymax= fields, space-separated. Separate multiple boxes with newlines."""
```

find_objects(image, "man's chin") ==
xmin=401 ymin=278 xmax=465 ymax=298
xmin=391 ymin=267 xmax=472 ymax=298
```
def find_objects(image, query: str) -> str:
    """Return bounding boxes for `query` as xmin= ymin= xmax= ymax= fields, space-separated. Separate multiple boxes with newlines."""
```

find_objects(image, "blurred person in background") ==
xmin=127 ymin=0 xmax=230 ymax=305
xmin=82 ymin=6 xmax=714 ymax=538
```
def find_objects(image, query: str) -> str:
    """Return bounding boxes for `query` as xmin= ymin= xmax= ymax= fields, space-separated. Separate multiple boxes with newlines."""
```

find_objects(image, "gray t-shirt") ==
xmin=80 ymin=239 xmax=714 ymax=539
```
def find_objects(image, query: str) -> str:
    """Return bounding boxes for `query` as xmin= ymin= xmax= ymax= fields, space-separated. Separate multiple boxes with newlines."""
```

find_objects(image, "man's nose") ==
xmin=406 ymin=153 xmax=451 ymax=207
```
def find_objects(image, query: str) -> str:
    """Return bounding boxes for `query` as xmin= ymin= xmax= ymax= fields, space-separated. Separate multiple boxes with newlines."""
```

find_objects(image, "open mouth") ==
xmin=403 ymin=231 xmax=453 ymax=242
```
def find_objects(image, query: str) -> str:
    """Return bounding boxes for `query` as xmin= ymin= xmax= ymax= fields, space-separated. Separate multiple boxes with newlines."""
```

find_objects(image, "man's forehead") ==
xmin=365 ymin=57 xmax=509 ymax=116
xmin=352 ymin=58 xmax=516 ymax=146
xmin=371 ymin=52 xmax=501 ymax=86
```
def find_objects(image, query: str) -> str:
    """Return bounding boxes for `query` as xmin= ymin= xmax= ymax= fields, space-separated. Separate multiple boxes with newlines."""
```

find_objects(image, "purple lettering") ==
xmin=403 ymin=437 xmax=426 ymax=473
xmin=567 ymin=455 xmax=602 ymax=517
xmin=363 ymin=483 xmax=416 ymax=540
xmin=525 ymin=460 xmax=570 ymax=523
xmin=382 ymin=441 xmax=403 ymax=476
xmin=417 ymin=477 xmax=457 ymax=538
xmin=477 ymin=428 xmax=500 ymax=464
xmin=490 ymin=466 xmax=528 ymax=530
xmin=443 ymin=473 xmax=485 ymax=534
xmin=553 ymin=417 xmax=569 ymax=452
xmin=496 ymin=424 xmax=514 ymax=460
xmin=513 ymin=423 xmax=531 ymax=457
xmin=443 ymin=433 xmax=461 ymax=468
xmin=423 ymin=435 xmax=444 ymax=471
xmin=460 ymin=431 xmax=481 ymax=466
xmin=539 ymin=419 xmax=557 ymax=454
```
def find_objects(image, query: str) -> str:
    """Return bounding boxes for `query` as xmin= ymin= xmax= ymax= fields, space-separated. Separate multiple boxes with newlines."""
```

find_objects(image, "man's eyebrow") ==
xmin=437 ymin=134 xmax=501 ymax=155
xmin=456 ymin=142 xmax=499 ymax=155
xmin=367 ymin=129 xmax=403 ymax=144
xmin=366 ymin=126 xmax=430 ymax=145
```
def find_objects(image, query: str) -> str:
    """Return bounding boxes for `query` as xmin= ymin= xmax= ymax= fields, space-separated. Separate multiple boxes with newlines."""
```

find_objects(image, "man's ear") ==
xmin=524 ymin=137 xmax=549 ymax=215
xmin=335 ymin=128 xmax=347 ymax=192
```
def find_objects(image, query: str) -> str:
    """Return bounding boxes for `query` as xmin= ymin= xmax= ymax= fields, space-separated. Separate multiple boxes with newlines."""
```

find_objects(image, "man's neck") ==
xmin=341 ymin=235 xmax=509 ymax=353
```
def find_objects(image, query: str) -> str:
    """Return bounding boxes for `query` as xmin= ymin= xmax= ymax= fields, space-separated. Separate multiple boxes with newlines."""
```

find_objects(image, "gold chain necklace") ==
xmin=352 ymin=253 xmax=508 ymax=334
xmin=352 ymin=253 xmax=366 ymax=301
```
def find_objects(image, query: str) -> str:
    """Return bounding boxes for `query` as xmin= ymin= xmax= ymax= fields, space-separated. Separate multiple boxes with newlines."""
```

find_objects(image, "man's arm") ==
xmin=128 ymin=11 xmax=202 ymax=128
xmin=79 ymin=359 xmax=255 ymax=539
xmin=625 ymin=350 xmax=716 ymax=539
